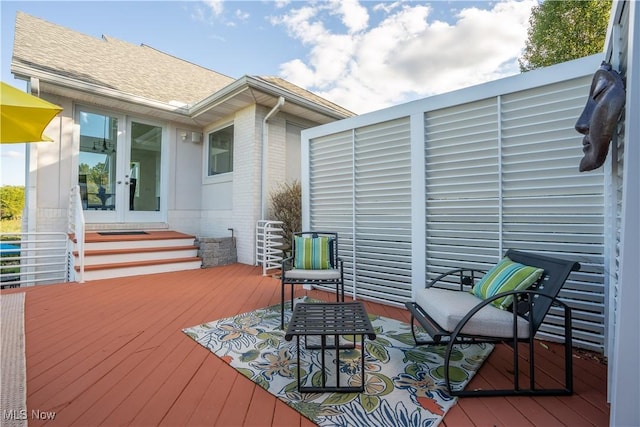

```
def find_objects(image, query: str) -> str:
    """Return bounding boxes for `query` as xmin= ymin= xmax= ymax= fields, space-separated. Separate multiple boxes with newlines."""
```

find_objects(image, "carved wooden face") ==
xmin=575 ymin=63 xmax=626 ymax=172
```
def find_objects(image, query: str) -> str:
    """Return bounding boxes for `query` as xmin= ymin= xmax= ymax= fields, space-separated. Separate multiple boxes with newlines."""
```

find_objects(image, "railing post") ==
xmin=67 ymin=185 xmax=85 ymax=283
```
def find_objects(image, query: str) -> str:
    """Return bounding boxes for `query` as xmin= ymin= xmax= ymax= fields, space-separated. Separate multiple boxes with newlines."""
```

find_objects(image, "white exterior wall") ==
xmin=266 ymin=112 xmax=287 ymax=197
xmin=30 ymin=104 xmax=205 ymax=229
xmin=166 ymin=125 xmax=202 ymax=236
xmin=200 ymin=105 xmax=258 ymax=265
xmin=24 ymin=89 xmax=329 ymax=269
xmin=264 ymin=114 xmax=311 ymax=219
xmin=265 ymin=115 xmax=311 ymax=192
xmin=29 ymin=94 xmax=72 ymax=233
xmin=230 ymin=104 xmax=260 ymax=265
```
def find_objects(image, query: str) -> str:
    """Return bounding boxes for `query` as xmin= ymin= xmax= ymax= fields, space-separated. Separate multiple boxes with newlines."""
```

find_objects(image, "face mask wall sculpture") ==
xmin=574 ymin=61 xmax=626 ymax=172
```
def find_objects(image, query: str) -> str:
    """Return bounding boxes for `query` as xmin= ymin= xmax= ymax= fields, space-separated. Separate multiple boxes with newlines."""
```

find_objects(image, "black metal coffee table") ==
xmin=284 ymin=302 xmax=376 ymax=393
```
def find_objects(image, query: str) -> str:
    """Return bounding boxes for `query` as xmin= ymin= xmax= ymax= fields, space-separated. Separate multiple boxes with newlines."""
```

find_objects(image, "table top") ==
xmin=284 ymin=302 xmax=376 ymax=340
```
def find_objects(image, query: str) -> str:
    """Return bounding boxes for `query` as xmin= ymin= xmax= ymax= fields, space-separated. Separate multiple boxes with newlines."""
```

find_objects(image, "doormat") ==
xmin=97 ymin=231 xmax=148 ymax=236
xmin=183 ymin=297 xmax=494 ymax=426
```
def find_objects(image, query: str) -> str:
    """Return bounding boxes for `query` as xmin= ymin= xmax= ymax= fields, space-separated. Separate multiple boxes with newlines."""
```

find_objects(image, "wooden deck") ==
xmin=2 ymin=263 xmax=609 ymax=426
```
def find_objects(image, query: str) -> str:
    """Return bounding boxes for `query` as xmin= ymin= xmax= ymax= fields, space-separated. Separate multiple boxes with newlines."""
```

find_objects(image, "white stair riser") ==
xmin=83 ymin=238 xmax=195 ymax=251
xmin=78 ymin=249 xmax=198 ymax=266
xmin=80 ymin=261 xmax=202 ymax=281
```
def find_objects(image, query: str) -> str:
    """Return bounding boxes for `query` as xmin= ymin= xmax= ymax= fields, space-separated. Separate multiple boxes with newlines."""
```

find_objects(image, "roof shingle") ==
xmin=12 ymin=12 xmax=235 ymax=105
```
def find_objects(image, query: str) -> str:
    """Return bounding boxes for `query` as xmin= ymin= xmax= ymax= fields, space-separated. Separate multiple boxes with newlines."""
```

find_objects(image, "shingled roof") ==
xmin=12 ymin=12 xmax=234 ymax=105
xmin=253 ymin=76 xmax=353 ymax=118
xmin=11 ymin=12 xmax=354 ymax=119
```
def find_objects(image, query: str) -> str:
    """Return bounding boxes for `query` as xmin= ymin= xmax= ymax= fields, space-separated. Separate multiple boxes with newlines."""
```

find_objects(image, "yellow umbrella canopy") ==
xmin=1 ymin=81 xmax=63 ymax=144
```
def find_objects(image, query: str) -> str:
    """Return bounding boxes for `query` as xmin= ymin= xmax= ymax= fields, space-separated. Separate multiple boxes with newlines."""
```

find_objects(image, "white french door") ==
xmin=77 ymin=108 xmax=166 ymax=223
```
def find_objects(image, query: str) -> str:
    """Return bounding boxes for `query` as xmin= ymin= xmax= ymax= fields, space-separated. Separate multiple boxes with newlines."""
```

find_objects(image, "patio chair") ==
xmin=405 ymin=249 xmax=580 ymax=397
xmin=280 ymin=231 xmax=344 ymax=329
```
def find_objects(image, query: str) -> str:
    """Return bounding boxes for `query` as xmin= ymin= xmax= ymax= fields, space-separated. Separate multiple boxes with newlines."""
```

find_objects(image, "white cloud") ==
xmin=0 ymin=146 xmax=25 ymax=187
xmin=329 ymin=0 xmax=369 ymax=34
xmin=273 ymin=0 xmax=291 ymax=8
xmin=1 ymin=149 xmax=23 ymax=159
xmin=272 ymin=0 xmax=536 ymax=114
xmin=234 ymin=9 xmax=250 ymax=22
xmin=203 ymin=0 xmax=224 ymax=16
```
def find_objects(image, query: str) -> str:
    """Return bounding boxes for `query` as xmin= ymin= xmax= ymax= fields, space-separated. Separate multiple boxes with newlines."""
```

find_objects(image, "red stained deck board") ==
xmin=215 ymin=375 xmax=258 ymax=426
xmin=242 ymin=387 xmax=277 ymax=427
xmin=0 ymin=263 xmax=609 ymax=426
xmin=185 ymin=358 xmax=239 ymax=426
xmin=157 ymin=354 xmax=216 ymax=426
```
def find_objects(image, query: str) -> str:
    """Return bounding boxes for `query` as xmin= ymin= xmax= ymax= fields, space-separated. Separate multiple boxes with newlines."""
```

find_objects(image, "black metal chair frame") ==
xmin=280 ymin=231 xmax=344 ymax=329
xmin=405 ymin=249 xmax=580 ymax=397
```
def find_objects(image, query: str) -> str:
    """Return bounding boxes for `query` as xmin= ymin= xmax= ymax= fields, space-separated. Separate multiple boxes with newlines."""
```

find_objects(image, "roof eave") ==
xmin=244 ymin=75 xmax=354 ymax=120
xmin=11 ymin=63 xmax=353 ymax=127
xmin=189 ymin=75 xmax=353 ymax=122
xmin=11 ymin=62 xmax=196 ymax=124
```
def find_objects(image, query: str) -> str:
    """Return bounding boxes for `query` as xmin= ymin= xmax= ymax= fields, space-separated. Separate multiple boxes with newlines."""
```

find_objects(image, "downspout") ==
xmin=260 ymin=96 xmax=285 ymax=220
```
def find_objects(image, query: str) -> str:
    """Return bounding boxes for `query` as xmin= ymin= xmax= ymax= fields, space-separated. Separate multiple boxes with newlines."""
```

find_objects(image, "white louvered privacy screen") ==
xmin=306 ymin=62 xmax=607 ymax=352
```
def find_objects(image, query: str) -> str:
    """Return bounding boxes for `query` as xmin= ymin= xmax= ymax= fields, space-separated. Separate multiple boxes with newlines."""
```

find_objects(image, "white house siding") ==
xmin=200 ymin=105 xmax=257 ymax=265
xmin=303 ymin=54 xmax=606 ymax=351
xmin=30 ymin=98 xmax=197 ymax=231
xmin=267 ymin=113 xmax=287 ymax=193
xmin=32 ymin=96 xmax=77 ymax=221
xmin=264 ymin=113 xmax=314 ymax=203
xmin=285 ymin=122 xmax=303 ymax=184
xmin=165 ymin=125 xmax=203 ymax=237
xmin=24 ymin=87 xmax=329 ymax=269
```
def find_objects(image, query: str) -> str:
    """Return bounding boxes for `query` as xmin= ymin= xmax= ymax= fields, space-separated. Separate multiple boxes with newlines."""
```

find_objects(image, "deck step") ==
xmin=75 ymin=245 xmax=199 ymax=266
xmin=81 ymin=231 xmax=196 ymax=251
xmin=76 ymin=258 xmax=202 ymax=281
xmin=72 ymin=230 xmax=202 ymax=281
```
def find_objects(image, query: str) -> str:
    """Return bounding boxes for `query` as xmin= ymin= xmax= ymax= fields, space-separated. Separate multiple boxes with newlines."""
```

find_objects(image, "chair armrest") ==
xmin=440 ymin=288 xmax=573 ymax=395
xmin=450 ymin=288 xmax=572 ymax=341
xmin=427 ymin=268 xmax=485 ymax=291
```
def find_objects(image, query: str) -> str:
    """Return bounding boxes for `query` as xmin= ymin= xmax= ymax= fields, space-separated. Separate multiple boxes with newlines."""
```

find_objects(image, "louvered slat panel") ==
xmin=423 ymin=76 xmax=605 ymax=351
xmin=501 ymin=76 xmax=605 ymax=351
xmin=308 ymin=131 xmax=355 ymax=294
xmin=426 ymin=99 xmax=501 ymax=279
xmin=308 ymin=59 xmax=606 ymax=352
xmin=354 ymin=117 xmax=412 ymax=305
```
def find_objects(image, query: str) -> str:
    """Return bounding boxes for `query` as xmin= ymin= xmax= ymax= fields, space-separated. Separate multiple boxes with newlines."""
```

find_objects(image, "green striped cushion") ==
xmin=472 ymin=257 xmax=544 ymax=310
xmin=293 ymin=236 xmax=331 ymax=270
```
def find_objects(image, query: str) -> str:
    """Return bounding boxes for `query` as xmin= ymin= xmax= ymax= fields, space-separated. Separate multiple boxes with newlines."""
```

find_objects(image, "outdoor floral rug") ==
xmin=183 ymin=298 xmax=493 ymax=427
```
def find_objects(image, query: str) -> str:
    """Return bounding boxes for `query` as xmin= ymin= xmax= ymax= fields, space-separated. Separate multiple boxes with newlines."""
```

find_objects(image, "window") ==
xmin=208 ymin=125 xmax=234 ymax=175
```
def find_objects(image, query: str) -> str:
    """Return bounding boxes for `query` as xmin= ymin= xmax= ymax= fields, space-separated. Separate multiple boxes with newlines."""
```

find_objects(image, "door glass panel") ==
xmin=130 ymin=122 xmax=162 ymax=212
xmin=78 ymin=112 xmax=118 ymax=211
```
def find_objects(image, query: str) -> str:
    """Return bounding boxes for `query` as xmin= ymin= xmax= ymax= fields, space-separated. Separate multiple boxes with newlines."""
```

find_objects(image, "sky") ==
xmin=0 ymin=0 xmax=537 ymax=186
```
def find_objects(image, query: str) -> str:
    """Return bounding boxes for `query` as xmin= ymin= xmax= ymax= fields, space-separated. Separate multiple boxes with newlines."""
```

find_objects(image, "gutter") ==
xmin=261 ymin=96 xmax=285 ymax=220
xmin=11 ymin=64 xmax=191 ymax=116
xmin=191 ymin=75 xmax=353 ymax=121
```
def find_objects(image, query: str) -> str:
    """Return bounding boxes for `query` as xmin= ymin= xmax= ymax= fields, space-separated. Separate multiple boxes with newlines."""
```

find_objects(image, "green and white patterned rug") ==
xmin=183 ymin=298 xmax=493 ymax=427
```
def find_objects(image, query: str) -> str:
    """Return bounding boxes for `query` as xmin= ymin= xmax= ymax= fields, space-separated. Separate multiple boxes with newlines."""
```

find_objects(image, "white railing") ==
xmin=255 ymin=220 xmax=284 ymax=276
xmin=0 ymin=232 xmax=69 ymax=288
xmin=68 ymin=185 xmax=85 ymax=283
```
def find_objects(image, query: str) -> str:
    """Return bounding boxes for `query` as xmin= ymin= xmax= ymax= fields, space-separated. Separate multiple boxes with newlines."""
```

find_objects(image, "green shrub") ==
xmin=269 ymin=180 xmax=301 ymax=253
xmin=0 ymin=186 xmax=25 ymax=220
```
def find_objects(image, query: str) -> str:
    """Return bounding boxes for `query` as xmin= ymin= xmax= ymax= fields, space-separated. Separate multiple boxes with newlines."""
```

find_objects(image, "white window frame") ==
xmin=204 ymin=123 xmax=234 ymax=183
